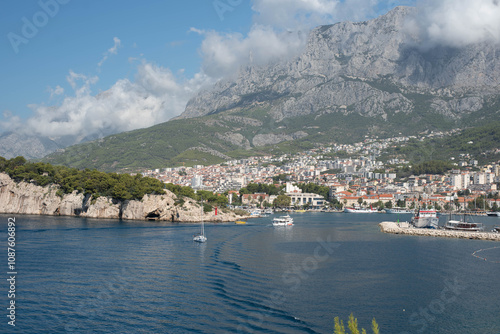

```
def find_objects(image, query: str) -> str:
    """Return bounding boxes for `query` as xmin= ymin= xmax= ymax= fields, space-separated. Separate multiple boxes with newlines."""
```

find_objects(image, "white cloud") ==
xmin=16 ymin=62 xmax=213 ymax=142
xmin=408 ymin=0 xmax=500 ymax=48
xmin=98 ymin=37 xmax=122 ymax=67
xmin=197 ymin=25 xmax=307 ymax=79
xmin=48 ymin=85 xmax=64 ymax=99
xmin=252 ymin=0 xmax=338 ymax=29
xmin=196 ymin=0 xmax=396 ymax=79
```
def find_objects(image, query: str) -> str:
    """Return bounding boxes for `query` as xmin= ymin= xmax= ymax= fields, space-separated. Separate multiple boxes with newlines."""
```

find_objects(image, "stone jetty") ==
xmin=379 ymin=221 xmax=500 ymax=242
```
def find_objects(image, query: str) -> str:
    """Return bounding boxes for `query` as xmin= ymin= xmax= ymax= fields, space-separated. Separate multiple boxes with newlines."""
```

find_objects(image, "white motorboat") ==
xmin=272 ymin=215 xmax=294 ymax=227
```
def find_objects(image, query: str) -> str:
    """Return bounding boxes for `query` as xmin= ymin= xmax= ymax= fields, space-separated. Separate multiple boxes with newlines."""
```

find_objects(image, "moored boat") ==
xmin=272 ymin=215 xmax=294 ymax=226
xmin=410 ymin=209 xmax=439 ymax=229
xmin=385 ymin=208 xmax=414 ymax=214
xmin=444 ymin=220 xmax=484 ymax=231
xmin=344 ymin=207 xmax=378 ymax=213
xmin=487 ymin=212 xmax=500 ymax=217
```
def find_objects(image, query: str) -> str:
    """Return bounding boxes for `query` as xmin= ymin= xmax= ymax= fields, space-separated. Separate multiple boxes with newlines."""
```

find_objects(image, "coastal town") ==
xmin=143 ymin=132 xmax=500 ymax=213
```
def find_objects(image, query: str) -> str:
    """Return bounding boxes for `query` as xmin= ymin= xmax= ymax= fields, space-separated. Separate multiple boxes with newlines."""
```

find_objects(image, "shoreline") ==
xmin=379 ymin=221 xmax=500 ymax=242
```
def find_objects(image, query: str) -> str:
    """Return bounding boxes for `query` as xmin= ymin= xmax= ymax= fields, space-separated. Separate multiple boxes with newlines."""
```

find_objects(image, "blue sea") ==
xmin=1 ymin=212 xmax=500 ymax=333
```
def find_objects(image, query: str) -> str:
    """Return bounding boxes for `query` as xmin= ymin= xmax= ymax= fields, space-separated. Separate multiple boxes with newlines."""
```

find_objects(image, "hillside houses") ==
xmin=143 ymin=133 xmax=500 ymax=212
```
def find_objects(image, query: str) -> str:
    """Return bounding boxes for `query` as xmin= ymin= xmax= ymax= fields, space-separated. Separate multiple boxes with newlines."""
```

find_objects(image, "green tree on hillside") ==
xmin=0 ymin=156 xmax=165 ymax=201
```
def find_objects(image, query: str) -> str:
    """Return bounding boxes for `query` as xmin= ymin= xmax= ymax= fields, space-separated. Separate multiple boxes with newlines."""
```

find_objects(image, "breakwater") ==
xmin=379 ymin=221 xmax=500 ymax=241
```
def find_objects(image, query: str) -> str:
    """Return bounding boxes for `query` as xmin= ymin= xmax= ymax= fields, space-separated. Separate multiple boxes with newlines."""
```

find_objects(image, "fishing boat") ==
xmin=272 ymin=215 xmax=294 ymax=227
xmin=410 ymin=208 xmax=439 ymax=229
xmin=344 ymin=206 xmax=378 ymax=213
xmin=193 ymin=201 xmax=207 ymax=243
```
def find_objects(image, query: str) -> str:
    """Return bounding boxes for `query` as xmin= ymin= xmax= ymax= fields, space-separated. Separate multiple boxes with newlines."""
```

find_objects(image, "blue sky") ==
xmin=10 ymin=0 xmax=499 ymax=142
xmin=1 ymin=1 xmax=252 ymax=122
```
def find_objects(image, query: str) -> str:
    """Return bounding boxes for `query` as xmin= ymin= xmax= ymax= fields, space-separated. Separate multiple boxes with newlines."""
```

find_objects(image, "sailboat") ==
xmin=193 ymin=199 xmax=207 ymax=243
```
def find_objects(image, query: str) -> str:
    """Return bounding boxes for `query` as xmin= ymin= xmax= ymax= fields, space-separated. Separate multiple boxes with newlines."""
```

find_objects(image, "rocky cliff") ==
xmin=180 ymin=6 xmax=500 ymax=123
xmin=0 ymin=173 xmax=247 ymax=222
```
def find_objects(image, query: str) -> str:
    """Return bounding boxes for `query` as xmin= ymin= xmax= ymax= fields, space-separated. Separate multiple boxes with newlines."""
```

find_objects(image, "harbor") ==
xmin=379 ymin=221 xmax=500 ymax=241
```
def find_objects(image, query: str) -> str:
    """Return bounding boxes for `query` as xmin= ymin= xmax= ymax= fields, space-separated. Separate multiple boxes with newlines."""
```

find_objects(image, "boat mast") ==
xmin=201 ymin=195 xmax=204 ymax=236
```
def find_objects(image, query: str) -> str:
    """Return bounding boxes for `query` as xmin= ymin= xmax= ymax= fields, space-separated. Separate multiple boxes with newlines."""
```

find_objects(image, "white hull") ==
xmin=385 ymin=208 xmax=414 ymax=214
xmin=411 ymin=210 xmax=439 ymax=228
xmin=273 ymin=215 xmax=294 ymax=226
xmin=344 ymin=207 xmax=378 ymax=213
xmin=487 ymin=212 xmax=500 ymax=217
xmin=193 ymin=235 xmax=207 ymax=243
xmin=444 ymin=220 xmax=484 ymax=232
xmin=412 ymin=217 xmax=439 ymax=229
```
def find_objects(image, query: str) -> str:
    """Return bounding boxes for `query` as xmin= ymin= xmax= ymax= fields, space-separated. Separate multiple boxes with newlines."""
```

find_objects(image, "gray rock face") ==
xmin=252 ymin=131 xmax=308 ymax=147
xmin=0 ymin=173 xmax=246 ymax=222
xmin=180 ymin=6 xmax=500 ymax=123
xmin=0 ymin=132 xmax=62 ymax=160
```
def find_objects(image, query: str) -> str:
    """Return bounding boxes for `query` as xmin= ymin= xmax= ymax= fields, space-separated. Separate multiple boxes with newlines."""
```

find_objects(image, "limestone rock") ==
xmin=0 ymin=173 xmax=248 ymax=222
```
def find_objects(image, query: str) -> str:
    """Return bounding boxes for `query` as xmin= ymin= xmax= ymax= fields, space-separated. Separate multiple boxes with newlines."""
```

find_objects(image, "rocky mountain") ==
xmin=43 ymin=6 xmax=500 ymax=171
xmin=0 ymin=132 xmax=63 ymax=160
xmin=180 ymin=6 xmax=500 ymax=123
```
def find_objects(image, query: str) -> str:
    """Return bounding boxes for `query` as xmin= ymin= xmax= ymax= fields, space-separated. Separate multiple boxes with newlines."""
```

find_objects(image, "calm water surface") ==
xmin=1 ymin=213 xmax=500 ymax=333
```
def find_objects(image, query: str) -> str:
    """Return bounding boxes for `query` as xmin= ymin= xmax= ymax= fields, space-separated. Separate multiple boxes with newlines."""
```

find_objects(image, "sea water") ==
xmin=1 ymin=213 xmax=499 ymax=333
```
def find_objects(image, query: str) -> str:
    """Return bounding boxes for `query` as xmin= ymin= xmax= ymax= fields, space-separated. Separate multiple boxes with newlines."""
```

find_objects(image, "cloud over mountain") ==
xmin=7 ymin=0 xmax=499 ymax=157
xmin=21 ymin=62 xmax=212 ymax=142
xmin=409 ymin=0 xmax=500 ymax=48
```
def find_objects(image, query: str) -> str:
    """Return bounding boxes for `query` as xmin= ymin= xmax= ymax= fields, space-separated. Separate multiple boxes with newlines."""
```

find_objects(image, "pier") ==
xmin=379 ymin=221 xmax=500 ymax=242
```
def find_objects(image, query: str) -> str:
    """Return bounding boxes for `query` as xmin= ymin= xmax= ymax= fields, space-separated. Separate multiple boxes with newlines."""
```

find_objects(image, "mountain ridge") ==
xmin=42 ymin=6 xmax=500 ymax=171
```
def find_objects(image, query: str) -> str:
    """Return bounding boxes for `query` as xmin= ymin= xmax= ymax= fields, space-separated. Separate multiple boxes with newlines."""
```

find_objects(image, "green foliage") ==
xmin=233 ymin=208 xmax=250 ymax=216
xmin=295 ymin=183 xmax=330 ymax=200
xmin=383 ymin=122 xmax=500 ymax=166
xmin=272 ymin=173 xmax=290 ymax=182
xmin=395 ymin=160 xmax=454 ymax=179
xmin=239 ymin=183 xmax=283 ymax=195
xmin=273 ymin=194 xmax=291 ymax=207
xmin=371 ymin=318 xmax=380 ymax=334
xmin=164 ymin=183 xmax=228 ymax=209
xmin=334 ymin=317 xmax=346 ymax=334
xmin=333 ymin=314 xmax=379 ymax=334
xmin=0 ymin=156 xmax=165 ymax=201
